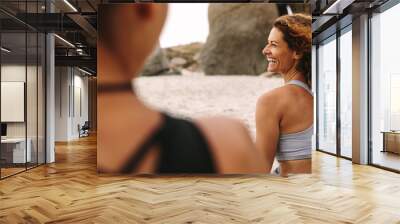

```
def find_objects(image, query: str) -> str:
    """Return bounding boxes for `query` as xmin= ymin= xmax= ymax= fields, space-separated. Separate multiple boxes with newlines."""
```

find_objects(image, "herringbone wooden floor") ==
xmin=0 ymin=135 xmax=399 ymax=223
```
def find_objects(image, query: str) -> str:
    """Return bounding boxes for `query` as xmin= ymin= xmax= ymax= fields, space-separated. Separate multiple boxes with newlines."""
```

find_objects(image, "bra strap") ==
xmin=98 ymin=82 xmax=134 ymax=94
xmin=286 ymin=80 xmax=313 ymax=96
xmin=119 ymin=113 xmax=167 ymax=173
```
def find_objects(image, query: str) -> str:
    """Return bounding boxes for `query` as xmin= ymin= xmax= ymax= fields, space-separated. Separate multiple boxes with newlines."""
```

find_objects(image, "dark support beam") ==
xmin=67 ymin=14 xmax=97 ymax=39
xmin=0 ymin=8 xmax=37 ymax=31
xmin=6 ymin=13 xmax=83 ymax=32
xmin=125 ymin=0 xmax=307 ymax=2
xmin=55 ymin=55 xmax=96 ymax=70
xmin=86 ymin=0 xmax=97 ymax=12
xmin=312 ymin=15 xmax=335 ymax=33
xmin=55 ymin=47 xmax=96 ymax=57
xmin=0 ymin=12 xmax=96 ymax=33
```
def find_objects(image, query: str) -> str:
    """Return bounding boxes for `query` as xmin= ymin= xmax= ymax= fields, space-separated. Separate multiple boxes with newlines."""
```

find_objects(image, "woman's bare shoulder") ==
xmin=257 ymin=86 xmax=289 ymax=111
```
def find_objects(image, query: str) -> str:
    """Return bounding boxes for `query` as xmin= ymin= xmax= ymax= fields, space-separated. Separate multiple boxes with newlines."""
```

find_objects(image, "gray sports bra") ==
xmin=275 ymin=80 xmax=313 ymax=161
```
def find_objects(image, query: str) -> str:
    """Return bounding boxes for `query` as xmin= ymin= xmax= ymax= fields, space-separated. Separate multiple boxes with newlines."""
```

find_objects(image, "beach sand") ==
xmin=135 ymin=73 xmax=283 ymax=139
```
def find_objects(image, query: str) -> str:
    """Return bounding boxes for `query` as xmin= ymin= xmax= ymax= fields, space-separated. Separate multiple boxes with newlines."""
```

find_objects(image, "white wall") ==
xmin=1 ymin=82 xmax=25 ymax=122
xmin=55 ymin=66 xmax=70 ymax=141
xmin=1 ymin=65 xmax=26 ymax=140
xmin=1 ymin=66 xmax=25 ymax=126
xmin=1 ymin=64 xmax=25 ymax=81
xmin=1 ymin=63 xmax=46 ymax=164
xmin=55 ymin=67 xmax=89 ymax=141
xmin=1 ymin=65 xmax=36 ymax=138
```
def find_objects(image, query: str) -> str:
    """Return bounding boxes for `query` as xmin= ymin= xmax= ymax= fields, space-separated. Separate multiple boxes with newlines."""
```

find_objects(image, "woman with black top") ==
xmin=97 ymin=4 xmax=267 ymax=174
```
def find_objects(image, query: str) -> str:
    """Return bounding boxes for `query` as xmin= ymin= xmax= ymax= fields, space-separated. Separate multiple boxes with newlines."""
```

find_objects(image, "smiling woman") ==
xmin=262 ymin=14 xmax=312 ymax=86
xmin=256 ymin=14 xmax=313 ymax=177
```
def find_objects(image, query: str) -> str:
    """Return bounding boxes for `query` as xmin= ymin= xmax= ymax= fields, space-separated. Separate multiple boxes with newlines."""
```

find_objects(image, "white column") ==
xmin=46 ymin=33 xmax=55 ymax=163
xmin=352 ymin=14 xmax=369 ymax=164
xmin=46 ymin=1 xmax=55 ymax=163
xmin=312 ymin=45 xmax=317 ymax=151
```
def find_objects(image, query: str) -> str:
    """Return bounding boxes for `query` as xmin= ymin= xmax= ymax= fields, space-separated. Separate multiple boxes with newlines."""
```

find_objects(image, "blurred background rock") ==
xmin=139 ymin=3 xmax=309 ymax=77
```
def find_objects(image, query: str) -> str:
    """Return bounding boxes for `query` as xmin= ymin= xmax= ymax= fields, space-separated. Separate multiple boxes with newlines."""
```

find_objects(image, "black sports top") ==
xmin=120 ymin=112 xmax=216 ymax=174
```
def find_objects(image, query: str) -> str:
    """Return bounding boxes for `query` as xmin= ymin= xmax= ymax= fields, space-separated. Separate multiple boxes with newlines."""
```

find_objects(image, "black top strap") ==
xmin=98 ymin=82 xmax=134 ymax=94
xmin=119 ymin=113 xmax=167 ymax=173
xmin=119 ymin=112 xmax=216 ymax=174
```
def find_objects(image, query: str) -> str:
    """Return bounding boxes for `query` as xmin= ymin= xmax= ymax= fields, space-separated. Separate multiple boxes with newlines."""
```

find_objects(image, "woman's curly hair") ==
xmin=273 ymin=13 xmax=312 ymax=86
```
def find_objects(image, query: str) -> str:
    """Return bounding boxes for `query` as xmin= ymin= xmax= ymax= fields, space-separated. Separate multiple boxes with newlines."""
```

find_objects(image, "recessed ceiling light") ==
xmin=54 ymin=34 xmax=75 ymax=48
xmin=63 ymin=0 xmax=78 ymax=12
xmin=323 ymin=0 xmax=355 ymax=15
xmin=1 ymin=47 xmax=11 ymax=53
xmin=78 ymin=67 xmax=93 ymax=76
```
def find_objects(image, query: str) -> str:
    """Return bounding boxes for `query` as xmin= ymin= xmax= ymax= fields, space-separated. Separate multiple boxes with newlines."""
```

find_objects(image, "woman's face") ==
xmin=262 ymin=27 xmax=298 ymax=74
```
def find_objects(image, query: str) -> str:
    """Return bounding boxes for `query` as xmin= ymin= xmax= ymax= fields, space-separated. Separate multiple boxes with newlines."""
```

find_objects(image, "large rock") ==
xmin=200 ymin=4 xmax=279 ymax=75
xmin=165 ymin=42 xmax=203 ymax=73
xmin=140 ymin=44 xmax=169 ymax=76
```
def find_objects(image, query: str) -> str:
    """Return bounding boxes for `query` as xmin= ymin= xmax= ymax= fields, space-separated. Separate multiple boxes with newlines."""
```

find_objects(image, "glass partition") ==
xmin=26 ymin=0 xmax=41 ymax=170
xmin=1 ymin=31 xmax=28 ymax=177
xmin=370 ymin=3 xmax=400 ymax=171
xmin=27 ymin=30 xmax=38 ymax=169
xmin=339 ymin=27 xmax=352 ymax=158
xmin=0 ymin=1 xmax=46 ymax=179
xmin=317 ymin=35 xmax=337 ymax=155
xmin=38 ymin=32 xmax=45 ymax=165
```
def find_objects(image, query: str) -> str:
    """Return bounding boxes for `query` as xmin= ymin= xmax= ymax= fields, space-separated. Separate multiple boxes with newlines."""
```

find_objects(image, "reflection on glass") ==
xmin=26 ymin=0 xmax=41 ymax=170
xmin=27 ymin=31 xmax=38 ymax=169
xmin=38 ymin=33 xmax=46 ymax=165
xmin=390 ymin=75 xmax=400 ymax=130
xmin=318 ymin=37 xmax=337 ymax=154
xmin=340 ymin=29 xmax=352 ymax=158
xmin=0 ymin=2 xmax=46 ymax=179
xmin=1 ymin=31 xmax=27 ymax=177
xmin=371 ymin=3 xmax=400 ymax=171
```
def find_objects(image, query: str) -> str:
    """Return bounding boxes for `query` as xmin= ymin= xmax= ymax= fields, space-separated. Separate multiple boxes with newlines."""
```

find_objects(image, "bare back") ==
xmin=255 ymin=79 xmax=313 ymax=176
xmin=279 ymin=82 xmax=313 ymax=134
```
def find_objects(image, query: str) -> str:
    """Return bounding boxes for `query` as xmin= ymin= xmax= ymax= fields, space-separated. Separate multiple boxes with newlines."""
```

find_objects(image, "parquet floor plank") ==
xmin=0 ymin=135 xmax=399 ymax=223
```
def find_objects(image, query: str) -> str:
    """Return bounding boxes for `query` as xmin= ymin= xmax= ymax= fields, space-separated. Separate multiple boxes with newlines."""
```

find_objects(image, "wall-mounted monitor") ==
xmin=1 ymin=82 xmax=25 ymax=122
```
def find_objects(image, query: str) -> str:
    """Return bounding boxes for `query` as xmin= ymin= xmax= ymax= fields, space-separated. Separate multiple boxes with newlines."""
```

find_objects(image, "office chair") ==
xmin=79 ymin=121 xmax=90 ymax=138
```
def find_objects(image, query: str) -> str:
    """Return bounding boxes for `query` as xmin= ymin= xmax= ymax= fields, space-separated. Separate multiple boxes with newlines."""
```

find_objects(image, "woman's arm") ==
xmin=196 ymin=117 xmax=267 ymax=173
xmin=255 ymin=93 xmax=281 ymax=172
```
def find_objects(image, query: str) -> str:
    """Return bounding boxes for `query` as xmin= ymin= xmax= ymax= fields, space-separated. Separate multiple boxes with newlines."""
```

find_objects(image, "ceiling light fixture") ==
xmin=323 ymin=0 xmax=355 ymax=15
xmin=54 ymin=34 xmax=75 ymax=48
xmin=78 ymin=67 xmax=93 ymax=76
xmin=63 ymin=0 xmax=78 ymax=12
xmin=76 ymin=48 xmax=85 ymax=55
xmin=1 ymin=47 xmax=11 ymax=53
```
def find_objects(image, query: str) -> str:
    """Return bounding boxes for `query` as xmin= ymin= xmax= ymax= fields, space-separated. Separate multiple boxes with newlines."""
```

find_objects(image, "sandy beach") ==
xmin=135 ymin=73 xmax=283 ymax=139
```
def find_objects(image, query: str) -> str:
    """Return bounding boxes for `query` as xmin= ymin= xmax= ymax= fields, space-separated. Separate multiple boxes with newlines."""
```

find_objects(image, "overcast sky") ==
xmin=159 ymin=3 xmax=209 ymax=48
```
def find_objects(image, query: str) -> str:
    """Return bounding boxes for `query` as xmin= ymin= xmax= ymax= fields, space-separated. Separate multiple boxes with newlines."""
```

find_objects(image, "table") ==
xmin=1 ymin=138 xmax=32 ymax=164
xmin=381 ymin=131 xmax=400 ymax=154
